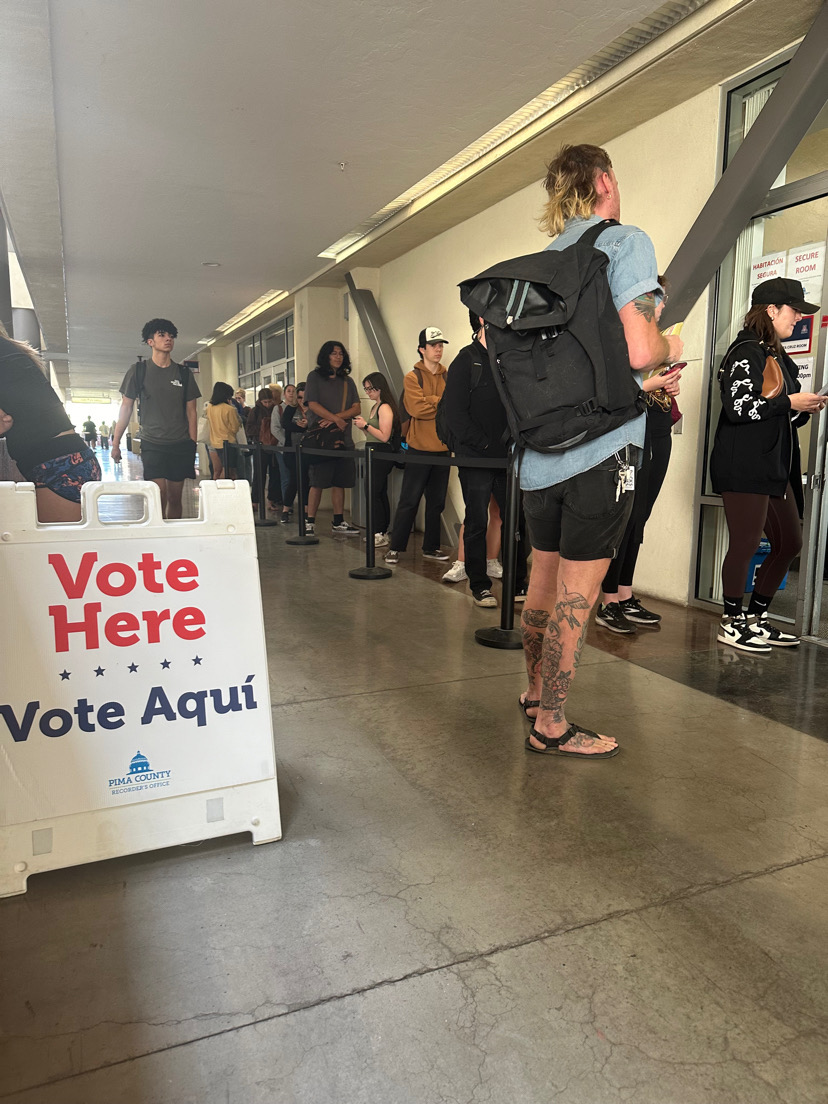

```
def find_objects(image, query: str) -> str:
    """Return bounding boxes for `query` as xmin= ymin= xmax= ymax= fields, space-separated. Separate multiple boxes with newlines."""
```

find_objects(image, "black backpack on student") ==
xmin=434 ymin=357 xmax=484 ymax=453
xmin=458 ymin=219 xmax=645 ymax=453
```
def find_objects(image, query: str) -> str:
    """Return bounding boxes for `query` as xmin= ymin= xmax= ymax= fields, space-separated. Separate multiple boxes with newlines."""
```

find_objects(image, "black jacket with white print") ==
xmin=710 ymin=328 xmax=808 ymax=510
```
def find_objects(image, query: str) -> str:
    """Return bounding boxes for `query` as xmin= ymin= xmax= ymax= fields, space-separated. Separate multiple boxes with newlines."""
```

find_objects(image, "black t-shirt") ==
xmin=0 ymin=338 xmax=84 ymax=473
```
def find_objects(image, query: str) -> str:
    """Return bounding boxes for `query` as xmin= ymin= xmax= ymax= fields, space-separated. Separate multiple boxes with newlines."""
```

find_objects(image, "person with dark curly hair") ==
xmin=303 ymin=341 xmax=361 ymax=536
xmin=111 ymin=318 xmax=200 ymax=518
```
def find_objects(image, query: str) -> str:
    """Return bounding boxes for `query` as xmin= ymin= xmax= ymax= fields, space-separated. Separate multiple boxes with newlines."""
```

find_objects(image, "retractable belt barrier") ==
xmin=223 ymin=439 xmax=523 ymax=650
xmin=0 ymin=479 xmax=282 ymax=897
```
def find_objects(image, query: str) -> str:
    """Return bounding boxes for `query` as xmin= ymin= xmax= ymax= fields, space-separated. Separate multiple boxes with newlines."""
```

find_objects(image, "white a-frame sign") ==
xmin=0 ymin=481 xmax=281 ymax=896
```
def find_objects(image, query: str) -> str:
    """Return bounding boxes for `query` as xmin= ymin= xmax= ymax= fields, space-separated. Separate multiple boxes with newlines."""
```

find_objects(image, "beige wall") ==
xmin=365 ymin=85 xmax=722 ymax=603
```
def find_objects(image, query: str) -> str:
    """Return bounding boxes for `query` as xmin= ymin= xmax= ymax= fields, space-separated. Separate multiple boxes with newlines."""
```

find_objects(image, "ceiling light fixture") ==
xmin=201 ymin=261 xmax=221 ymax=267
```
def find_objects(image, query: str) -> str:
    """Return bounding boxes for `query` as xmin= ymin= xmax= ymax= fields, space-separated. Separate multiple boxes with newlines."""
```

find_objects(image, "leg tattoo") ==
xmin=521 ymin=607 xmax=549 ymax=682
xmin=539 ymin=585 xmax=592 ymax=724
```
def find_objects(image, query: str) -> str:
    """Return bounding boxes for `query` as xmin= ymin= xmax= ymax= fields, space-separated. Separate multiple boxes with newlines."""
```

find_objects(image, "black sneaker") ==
xmin=280 ymin=513 xmax=291 ymax=525
xmin=514 ymin=585 xmax=528 ymax=603
xmin=620 ymin=595 xmax=661 ymax=624
xmin=331 ymin=520 xmax=360 ymax=536
xmin=717 ymin=614 xmax=771 ymax=654
xmin=384 ymin=549 xmax=400 ymax=565
xmin=422 ymin=549 xmax=450 ymax=561
xmin=472 ymin=589 xmax=497 ymax=608
xmin=595 ymin=602 xmax=636 ymax=634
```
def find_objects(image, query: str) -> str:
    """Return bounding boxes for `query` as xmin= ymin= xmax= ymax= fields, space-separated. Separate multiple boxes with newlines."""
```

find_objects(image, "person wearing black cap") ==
xmin=710 ymin=277 xmax=826 ymax=653
xmin=384 ymin=327 xmax=452 ymax=564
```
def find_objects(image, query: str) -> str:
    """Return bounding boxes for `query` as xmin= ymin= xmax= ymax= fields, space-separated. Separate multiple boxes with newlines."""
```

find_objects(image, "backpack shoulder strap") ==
xmin=414 ymin=367 xmax=423 ymax=388
xmin=577 ymin=218 xmax=619 ymax=249
xmin=135 ymin=359 xmax=146 ymax=397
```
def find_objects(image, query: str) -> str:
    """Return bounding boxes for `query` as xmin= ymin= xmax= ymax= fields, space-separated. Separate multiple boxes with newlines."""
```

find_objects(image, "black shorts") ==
xmin=523 ymin=452 xmax=637 ymax=561
xmin=140 ymin=440 xmax=197 ymax=483
xmin=308 ymin=456 xmax=356 ymax=489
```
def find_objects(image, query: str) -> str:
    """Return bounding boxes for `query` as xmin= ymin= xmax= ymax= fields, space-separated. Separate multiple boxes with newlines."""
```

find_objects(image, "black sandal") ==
xmin=525 ymin=723 xmax=620 ymax=759
xmin=518 ymin=695 xmax=540 ymax=720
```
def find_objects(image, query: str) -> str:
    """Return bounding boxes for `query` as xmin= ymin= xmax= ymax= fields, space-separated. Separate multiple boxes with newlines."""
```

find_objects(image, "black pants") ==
xmin=259 ymin=453 xmax=282 ymax=507
xmin=603 ymin=430 xmax=672 ymax=592
xmin=370 ymin=457 xmax=396 ymax=534
xmin=389 ymin=449 xmax=450 ymax=552
xmin=721 ymin=486 xmax=802 ymax=598
xmin=459 ymin=465 xmax=528 ymax=591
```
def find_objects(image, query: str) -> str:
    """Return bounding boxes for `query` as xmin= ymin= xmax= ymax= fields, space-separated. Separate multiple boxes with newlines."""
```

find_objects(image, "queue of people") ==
xmin=2 ymin=146 xmax=825 ymax=748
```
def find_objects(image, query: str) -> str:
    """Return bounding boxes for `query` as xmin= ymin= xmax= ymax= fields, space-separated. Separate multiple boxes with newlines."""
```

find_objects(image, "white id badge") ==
xmin=619 ymin=464 xmax=635 ymax=493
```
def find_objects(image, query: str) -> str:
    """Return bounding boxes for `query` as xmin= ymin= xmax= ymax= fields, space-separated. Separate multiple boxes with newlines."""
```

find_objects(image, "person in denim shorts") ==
xmin=0 ymin=324 xmax=100 ymax=522
xmin=518 ymin=144 xmax=684 ymax=760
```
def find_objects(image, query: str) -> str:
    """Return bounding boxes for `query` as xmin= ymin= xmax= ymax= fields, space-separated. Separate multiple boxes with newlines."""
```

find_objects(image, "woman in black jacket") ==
xmin=710 ymin=278 xmax=825 ymax=653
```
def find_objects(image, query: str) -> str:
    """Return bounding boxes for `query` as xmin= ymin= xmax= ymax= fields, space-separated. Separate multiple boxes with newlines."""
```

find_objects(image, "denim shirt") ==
xmin=520 ymin=215 xmax=661 ymax=491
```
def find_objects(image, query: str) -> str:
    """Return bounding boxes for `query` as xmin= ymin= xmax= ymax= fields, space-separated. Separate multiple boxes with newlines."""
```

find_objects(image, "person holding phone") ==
xmin=710 ymin=278 xmax=826 ymax=653
xmin=596 ymin=283 xmax=683 ymax=634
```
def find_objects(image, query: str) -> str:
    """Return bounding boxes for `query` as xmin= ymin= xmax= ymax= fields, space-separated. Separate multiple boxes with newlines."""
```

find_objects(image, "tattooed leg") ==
xmin=530 ymin=556 xmax=619 ymax=755
xmin=520 ymin=551 xmax=558 ymax=710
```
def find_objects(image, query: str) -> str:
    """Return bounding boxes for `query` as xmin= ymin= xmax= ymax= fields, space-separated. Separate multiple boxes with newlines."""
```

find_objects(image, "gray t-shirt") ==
xmin=304 ymin=371 xmax=359 ymax=446
xmin=120 ymin=360 xmax=201 ymax=444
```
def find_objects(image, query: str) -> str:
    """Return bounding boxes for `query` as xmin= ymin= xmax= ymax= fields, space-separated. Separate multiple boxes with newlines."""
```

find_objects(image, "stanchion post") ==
xmin=349 ymin=443 xmax=391 ymax=580
xmin=286 ymin=440 xmax=319 ymax=546
xmin=253 ymin=442 xmax=279 ymax=527
xmin=475 ymin=455 xmax=522 ymax=649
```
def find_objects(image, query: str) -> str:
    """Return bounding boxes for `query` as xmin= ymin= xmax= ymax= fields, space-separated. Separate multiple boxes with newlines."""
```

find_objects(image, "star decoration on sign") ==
xmin=94 ymin=667 xmax=105 ymax=677
xmin=128 ymin=663 xmax=139 ymax=673
xmin=59 ymin=670 xmax=71 ymax=681
xmin=192 ymin=656 xmax=202 ymax=665
xmin=161 ymin=659 xmax=171 ymax=669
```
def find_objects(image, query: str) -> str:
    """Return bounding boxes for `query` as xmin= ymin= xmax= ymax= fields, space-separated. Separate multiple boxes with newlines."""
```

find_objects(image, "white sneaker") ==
xmin=748 ymin=612 xmax=800 ymax=647
xmin=442 ymin=560 xmax=467 ymax=584
xmin=487 ymin=558 xmax=503 ymax=579
xmin=375 ymin=532 xmax=390 ymax=547
xmin=717 ymin=614 xmax=771 ymax=654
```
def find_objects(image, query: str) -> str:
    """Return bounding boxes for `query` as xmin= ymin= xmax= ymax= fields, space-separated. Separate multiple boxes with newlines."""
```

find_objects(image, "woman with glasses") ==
xmin=354 ymin=372 xmax=400 ymax=547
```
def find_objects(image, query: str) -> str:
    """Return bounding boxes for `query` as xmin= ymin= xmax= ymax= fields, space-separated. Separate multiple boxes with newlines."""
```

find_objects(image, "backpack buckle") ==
xmin=577 ymin=397 xmax=599 ymax=416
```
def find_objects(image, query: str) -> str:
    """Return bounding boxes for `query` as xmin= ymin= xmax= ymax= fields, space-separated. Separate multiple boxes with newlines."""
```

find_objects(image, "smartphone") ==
xmin=817 ymin=382 xmax=828 ymax=397
xmin=664 ymin=362 xmax=687 ymax=375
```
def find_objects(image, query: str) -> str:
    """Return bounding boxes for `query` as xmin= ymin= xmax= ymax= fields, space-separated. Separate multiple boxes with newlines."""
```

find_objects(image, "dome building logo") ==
xmin=108 ymin=751 xmax=173 ymax=796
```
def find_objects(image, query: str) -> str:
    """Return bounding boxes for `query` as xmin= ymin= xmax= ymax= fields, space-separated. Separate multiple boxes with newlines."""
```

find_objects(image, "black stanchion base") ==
xmin=285 ymin=535 xmax=320 ymax=546
xmin=254 ymin=518 xmax=280 ymax=527
xmin=475 ymin=626 xmax=523 ymax=649
xmin=348 ymin=565 xmax=392 ymax=580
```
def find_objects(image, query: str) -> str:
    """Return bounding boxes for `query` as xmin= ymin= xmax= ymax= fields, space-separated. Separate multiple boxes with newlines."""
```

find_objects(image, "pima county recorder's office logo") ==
xmin=109 ymin=750 xmax=173 ymax=796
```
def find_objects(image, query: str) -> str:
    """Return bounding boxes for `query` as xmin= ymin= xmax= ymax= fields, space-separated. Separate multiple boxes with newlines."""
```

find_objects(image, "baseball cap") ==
xmin=751 ymin=277 xmax=819 ymax=315
xmin=418 ymin=327 xmax=449 ymax=349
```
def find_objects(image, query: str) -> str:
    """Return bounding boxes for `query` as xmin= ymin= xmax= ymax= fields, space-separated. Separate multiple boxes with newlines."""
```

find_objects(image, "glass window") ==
xmin=264 ymin=326 xmax=286 ymax=364
xmin=237 ymin=313 xmax=293 ymax=389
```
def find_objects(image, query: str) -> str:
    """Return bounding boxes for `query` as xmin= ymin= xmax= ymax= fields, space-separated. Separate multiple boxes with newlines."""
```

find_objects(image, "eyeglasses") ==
xmin=364 ymin=384 xmax=378 ymax=393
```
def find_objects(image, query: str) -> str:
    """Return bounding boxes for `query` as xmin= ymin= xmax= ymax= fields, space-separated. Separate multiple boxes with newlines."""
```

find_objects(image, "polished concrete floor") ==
xmin=2 ymin=503 xmax=828 ymax=1103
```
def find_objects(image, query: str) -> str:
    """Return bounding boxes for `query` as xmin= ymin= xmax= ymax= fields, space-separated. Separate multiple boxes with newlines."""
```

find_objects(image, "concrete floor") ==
xmin=2 ymin=511 xmax=828 ymax=1104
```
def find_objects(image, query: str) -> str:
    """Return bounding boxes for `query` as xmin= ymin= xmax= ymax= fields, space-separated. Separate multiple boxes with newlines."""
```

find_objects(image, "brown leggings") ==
xmin=721 ymin=486 xmax=802 ymax=597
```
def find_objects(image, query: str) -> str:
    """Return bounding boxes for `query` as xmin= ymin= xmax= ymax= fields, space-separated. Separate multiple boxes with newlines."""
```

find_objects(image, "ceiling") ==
xmin=1 ymin=0 xmax=667 ymax=392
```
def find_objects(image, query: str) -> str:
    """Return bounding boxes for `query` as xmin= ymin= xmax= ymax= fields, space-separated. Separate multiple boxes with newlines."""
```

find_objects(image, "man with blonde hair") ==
xmin=519 ymin=143 xmax=683 ymax=760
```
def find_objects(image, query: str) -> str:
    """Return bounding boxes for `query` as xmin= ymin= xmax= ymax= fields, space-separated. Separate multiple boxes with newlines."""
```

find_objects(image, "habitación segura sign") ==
xmin=0 ymin=480 xmax=281 ymax=896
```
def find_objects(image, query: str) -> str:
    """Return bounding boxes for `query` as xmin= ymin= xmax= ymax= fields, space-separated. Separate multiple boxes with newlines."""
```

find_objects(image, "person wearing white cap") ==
xmin=384 ymin=327 xmax=452 ymax=564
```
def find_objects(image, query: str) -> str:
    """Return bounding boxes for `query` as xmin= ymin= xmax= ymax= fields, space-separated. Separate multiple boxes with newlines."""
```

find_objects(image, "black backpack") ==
xmin=434 ymin=357 xmax=484 ymax=453
xmin=458 ymin=220 xmax=645 ymax=453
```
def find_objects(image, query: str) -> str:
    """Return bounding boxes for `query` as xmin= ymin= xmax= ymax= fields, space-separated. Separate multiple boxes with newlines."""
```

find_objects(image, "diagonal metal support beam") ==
xmin=662 ymin=1 xmax=828 ymax=327
xmin=344 ymin=272 xmax=405 ymax=394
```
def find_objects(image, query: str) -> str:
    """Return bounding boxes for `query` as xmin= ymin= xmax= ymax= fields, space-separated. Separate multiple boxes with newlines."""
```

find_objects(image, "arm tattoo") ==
xmin=632 ymin=292 xmax=656 ymax=323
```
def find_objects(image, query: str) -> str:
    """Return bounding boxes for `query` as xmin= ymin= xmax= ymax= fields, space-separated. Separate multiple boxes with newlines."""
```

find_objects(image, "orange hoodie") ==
xmin=403 ymin=361 xmax=448 ymax=452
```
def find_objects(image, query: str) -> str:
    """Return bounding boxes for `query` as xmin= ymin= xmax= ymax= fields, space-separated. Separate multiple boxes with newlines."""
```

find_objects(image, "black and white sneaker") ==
xmin=384 ymin=549 xmax=400 ymax=565
xmin=748 ymin=612 xmax=800 ymax=647
xmin=595 ymin=602 xmax=636 ymax=634
xmin=422 ymin=549 xmax=451 ymax=562
xmin=619 ymin=595 xmax=661 ymax=624
xmin=331 ymin=520 xmax=360 ymax=535
xmin=472 ymin=588 xmax=497 ymax=608
xmin=717 ymin=614 xmax=771 ymax=654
